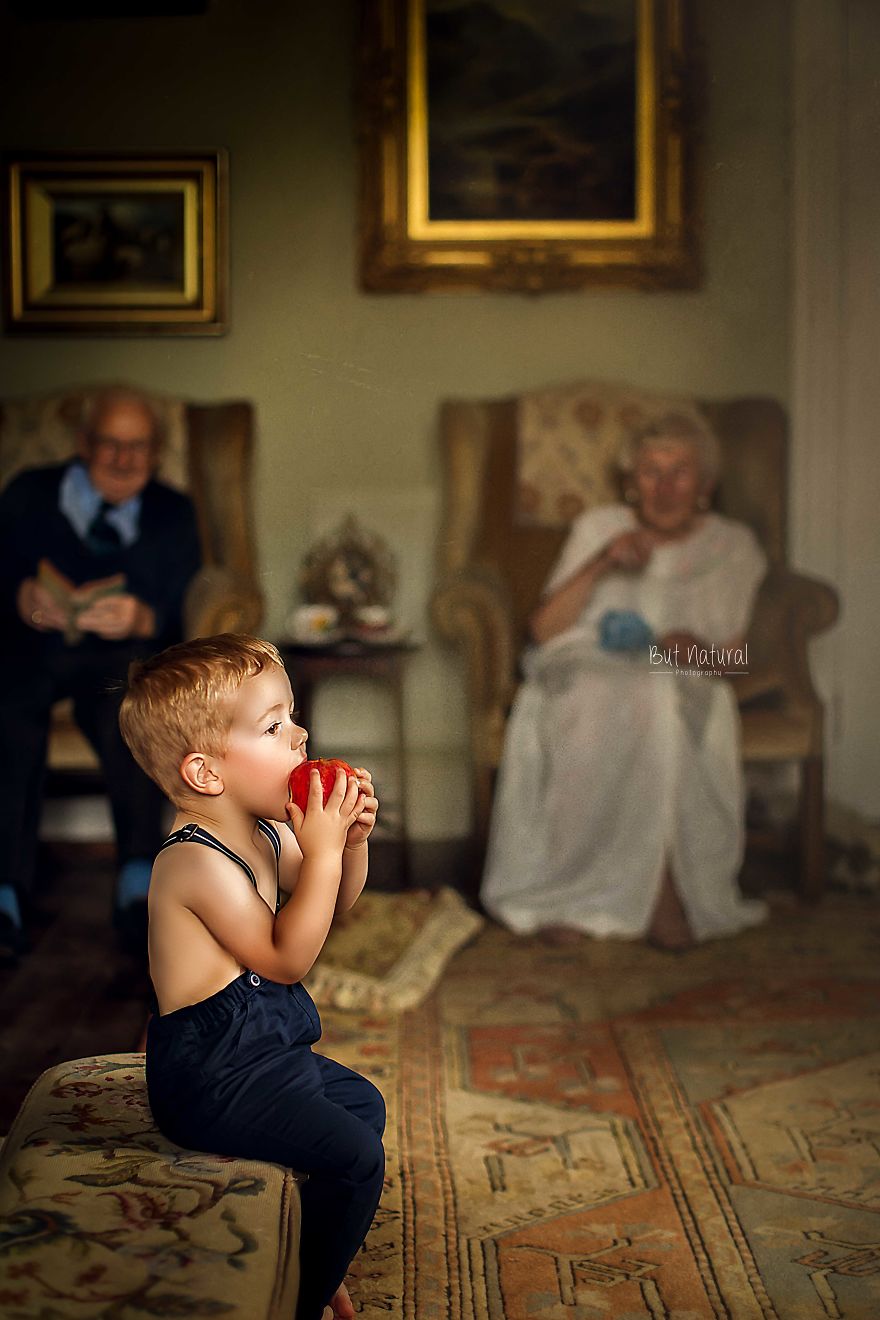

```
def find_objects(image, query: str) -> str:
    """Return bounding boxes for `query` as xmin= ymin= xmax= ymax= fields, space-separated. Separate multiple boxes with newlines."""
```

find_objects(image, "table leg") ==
xmin=392 ymin=670 xmax=411 ymax=888
xmin=292 ymin=677 xmax=315 ymax=747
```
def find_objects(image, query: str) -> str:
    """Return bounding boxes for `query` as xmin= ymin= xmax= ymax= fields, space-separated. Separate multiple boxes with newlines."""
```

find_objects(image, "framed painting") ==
xmin=3 ymin=150 xmax=227 ymax=334
xmin=358 ymin=0 xmax=699 ymax=292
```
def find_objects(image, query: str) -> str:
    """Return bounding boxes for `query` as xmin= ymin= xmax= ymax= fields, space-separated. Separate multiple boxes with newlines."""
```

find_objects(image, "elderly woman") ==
xmin=480 ymin=413 xmax=768 ymax=950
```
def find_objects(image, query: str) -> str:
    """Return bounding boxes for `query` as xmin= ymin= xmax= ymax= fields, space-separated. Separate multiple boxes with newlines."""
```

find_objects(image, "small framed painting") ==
xmin=3 ymin=150 xmax=227 ymax=334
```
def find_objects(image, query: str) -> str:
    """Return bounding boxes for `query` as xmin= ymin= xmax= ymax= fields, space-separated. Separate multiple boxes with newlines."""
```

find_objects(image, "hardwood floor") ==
xmin=0 ymin=844 xmax=150 ymax=1131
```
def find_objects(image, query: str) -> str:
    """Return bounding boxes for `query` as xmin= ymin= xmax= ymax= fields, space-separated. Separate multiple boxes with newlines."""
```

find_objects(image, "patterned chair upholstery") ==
xmin=0 ymin=1055 xmax=301 ymax=1317
xmin=431 ymin=380 xmax=840 ymax=901
xmin=0 ymin=383 xmax=263 ymax=775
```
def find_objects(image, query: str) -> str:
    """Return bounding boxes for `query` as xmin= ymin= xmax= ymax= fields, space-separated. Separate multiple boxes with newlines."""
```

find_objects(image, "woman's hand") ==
xmin=344 ymin=768 xmax=379 ymax=850
xmin=602 ymin=528 xmax=655 ymax=572
xmin=286 ymin=767 xmax=361 ymax=859
xmin=659 ymin=631 xmax=716 ymax=670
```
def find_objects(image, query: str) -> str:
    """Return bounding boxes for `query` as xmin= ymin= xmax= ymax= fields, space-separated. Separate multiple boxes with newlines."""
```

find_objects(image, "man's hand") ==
xmin=76 ymin=593 xmax=155 ymax=641
xmin=16 ymin=578 xmax=68 ymax=633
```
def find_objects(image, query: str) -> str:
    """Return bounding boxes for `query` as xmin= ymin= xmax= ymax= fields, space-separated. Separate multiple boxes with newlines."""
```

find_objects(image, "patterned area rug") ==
xmin=305 ymin=887 xmax=484 ymax=1011
xmin=321 ymin=890 xmax=880 ymax=1319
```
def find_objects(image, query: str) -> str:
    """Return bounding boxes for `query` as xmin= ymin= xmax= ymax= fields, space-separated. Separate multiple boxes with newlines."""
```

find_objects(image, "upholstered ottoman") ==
xmin=0 ymin=1054 xmax=301 ymax=1318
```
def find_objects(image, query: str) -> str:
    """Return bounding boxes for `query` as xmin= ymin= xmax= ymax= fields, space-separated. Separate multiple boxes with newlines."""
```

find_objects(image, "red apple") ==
xmin=288 ymin=758 xmax=356 ymax=813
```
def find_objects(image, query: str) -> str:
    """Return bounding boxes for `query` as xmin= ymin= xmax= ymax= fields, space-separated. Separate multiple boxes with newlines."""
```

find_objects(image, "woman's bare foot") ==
xmin=539 ymin=925 xmax=584 ymax=946
xmin=330 ymin=1283 xmax=354 ymax=1319
xmin=647 ymin=867 xmax=695 ymax=952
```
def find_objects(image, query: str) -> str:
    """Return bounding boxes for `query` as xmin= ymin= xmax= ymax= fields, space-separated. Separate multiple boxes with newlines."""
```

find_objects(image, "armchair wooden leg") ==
xmin=467 ymin=763 xmax=498 ymax=897
xmin=799 ymin=755 xmax=826 ymax=903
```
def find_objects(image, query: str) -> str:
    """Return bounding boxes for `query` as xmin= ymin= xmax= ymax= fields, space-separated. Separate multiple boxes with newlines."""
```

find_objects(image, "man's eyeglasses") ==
xmin=89 ymin=434 xmax=154 ymax=458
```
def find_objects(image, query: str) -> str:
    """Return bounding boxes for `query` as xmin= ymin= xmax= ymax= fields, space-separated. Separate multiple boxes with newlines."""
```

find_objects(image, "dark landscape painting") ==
xmin=52 ymin=192 xmax=185 ymax=289
xmin=425 ymin=0 xmax=638 ymax=222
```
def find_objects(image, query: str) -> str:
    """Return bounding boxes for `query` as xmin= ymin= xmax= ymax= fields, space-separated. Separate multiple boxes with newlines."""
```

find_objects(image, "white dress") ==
xmin=480 ymin=506 xmax=769 ymax=942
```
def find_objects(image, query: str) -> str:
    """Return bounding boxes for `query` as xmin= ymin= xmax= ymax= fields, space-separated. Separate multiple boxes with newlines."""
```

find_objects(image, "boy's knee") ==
xmin=348 ymin=1127 xmax=384 ymax=1188
xmin=364 ymin=1080 xmax=386 ymax=1138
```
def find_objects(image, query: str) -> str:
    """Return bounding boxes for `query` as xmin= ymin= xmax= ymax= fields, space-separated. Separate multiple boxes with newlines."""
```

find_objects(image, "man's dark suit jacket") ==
xmin=0 ymin=461 xmax=202 ymax=653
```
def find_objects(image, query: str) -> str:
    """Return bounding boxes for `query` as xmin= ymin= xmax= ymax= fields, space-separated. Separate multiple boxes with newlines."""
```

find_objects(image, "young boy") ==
xmin=119 ymin=633 xmax=384 ymax=1320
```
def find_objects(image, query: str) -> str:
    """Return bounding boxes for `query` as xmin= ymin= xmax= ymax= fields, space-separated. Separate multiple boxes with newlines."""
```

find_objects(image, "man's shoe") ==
xmin=0 ymin=911 xmax=29 ymax=966
xmin=113 ymin=898 xmax=148 ymax=953
xmin=113 ymin=859 xmax=152 ymax=954
xmin=0 ymin=885 xmax=27 ymax=966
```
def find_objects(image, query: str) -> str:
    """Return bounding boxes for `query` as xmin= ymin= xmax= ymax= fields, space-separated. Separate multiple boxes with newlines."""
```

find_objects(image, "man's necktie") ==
xmin=86 ymin=501 xmax=122 ymax=555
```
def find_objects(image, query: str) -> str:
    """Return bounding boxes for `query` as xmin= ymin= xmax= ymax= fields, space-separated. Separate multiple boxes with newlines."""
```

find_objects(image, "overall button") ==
xmin=249 ymin=972 xmax=261 ymax=987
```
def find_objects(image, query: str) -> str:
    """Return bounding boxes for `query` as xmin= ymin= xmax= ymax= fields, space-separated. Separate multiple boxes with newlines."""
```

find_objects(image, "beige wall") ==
xmin=791 ymin=0 xmax=880 ymax=820
xmin=0 ymin=0 xmax=794 ymax=837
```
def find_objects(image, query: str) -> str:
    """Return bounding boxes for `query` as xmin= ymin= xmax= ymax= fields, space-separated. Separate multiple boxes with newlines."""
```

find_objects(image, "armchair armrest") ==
xmin=431 ymin=566 xmax=518 ymax=768
xmin=744 ymin=565 xmax=840 ymax=711
xmin=183 ymin=565 xmax=263 ymax=639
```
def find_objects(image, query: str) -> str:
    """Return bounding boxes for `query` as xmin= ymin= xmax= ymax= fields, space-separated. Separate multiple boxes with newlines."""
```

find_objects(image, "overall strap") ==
xmin=160 ymin=822 xmax=258 ymax=888
xmin=256 ymin=819 xmax=282 ymax=914
xmin=161 ymin=820 xmax=281 ymax=913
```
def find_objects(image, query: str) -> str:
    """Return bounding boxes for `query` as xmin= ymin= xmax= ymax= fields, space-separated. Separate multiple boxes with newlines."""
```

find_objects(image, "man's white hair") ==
xmin=81 ymin=386 xmax=166 ymax=449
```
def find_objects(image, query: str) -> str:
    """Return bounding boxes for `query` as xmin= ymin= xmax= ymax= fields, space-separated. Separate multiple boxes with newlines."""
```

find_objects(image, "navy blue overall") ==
xmin=146 ymin=821 xmax=386 ymax=1320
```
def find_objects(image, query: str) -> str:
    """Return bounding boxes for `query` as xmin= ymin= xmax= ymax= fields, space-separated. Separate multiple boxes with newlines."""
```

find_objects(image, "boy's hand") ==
xmin=286 ymin=766 xmax=361 ymax=858
xmin=345 ymin=768 xmax=378 ymax=850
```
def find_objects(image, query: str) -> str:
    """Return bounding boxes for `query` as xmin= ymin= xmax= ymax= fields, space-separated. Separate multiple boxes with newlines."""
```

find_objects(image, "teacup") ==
xmin=288 ymin=603 xmax=339 ymax=641
xmin=353 ymin=605 xmax=392 ymax=634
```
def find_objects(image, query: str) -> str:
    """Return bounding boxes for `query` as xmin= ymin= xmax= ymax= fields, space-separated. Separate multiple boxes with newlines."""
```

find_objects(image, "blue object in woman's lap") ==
xmin=598 ymin=609 xmax=655 ymax=653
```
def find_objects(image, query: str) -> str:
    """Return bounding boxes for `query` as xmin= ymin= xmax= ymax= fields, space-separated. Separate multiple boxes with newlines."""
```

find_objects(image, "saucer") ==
xmin=288 ymin=628 xmax=344 ymax=647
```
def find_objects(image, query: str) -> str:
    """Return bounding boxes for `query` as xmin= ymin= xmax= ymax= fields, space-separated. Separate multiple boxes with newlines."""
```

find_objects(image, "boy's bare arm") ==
xmin=276 ymin=766 xmax=376 ymax=915
xmin=273 ymin=768 xmax=363 ymax=975
xmin=173 ymin=849 xmax=341 ymax=985
xmin=335 ymin=765 xmax=376 ymax=912
xmin=337 ymin=841 xmax=369 ymax=912
xmin=163 ymin=774 xmax=360 ymax=983
xmin=155 ymin=846 xmax=296 ymax=985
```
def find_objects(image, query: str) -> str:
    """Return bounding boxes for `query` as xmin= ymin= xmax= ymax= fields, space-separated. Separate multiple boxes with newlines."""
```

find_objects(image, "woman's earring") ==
xmin=624 ymin=487 xmax=638 ymax=504
xmin=697 ymin=493 xmax=710 ymax=510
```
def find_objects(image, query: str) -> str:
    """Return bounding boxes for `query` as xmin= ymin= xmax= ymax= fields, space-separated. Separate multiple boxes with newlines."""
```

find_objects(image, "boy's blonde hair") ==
xmin=119 ymin=633 xmax=284 ymax=805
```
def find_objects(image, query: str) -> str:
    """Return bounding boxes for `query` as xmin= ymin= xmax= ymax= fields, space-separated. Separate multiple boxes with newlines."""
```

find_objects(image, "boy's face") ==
xmin=216 ymin=665 xmax=308 ymax=818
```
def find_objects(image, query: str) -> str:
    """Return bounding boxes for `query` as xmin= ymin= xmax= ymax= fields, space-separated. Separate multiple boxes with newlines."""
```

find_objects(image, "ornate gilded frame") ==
xmin=358 ymin=0 xmax=698 ymax=292
xmin=3 ymin=150 xmax=227 ymax=334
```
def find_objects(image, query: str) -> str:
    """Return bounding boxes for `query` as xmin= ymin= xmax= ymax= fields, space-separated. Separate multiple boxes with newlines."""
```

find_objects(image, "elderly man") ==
xmin=0 ymin=388 xmax=201 ymax=957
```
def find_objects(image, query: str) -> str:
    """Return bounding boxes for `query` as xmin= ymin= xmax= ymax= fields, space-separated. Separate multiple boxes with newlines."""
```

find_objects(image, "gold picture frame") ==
xmin=359 ymin=0 xmax=699 ymax=292
xmin=3 ymin=150 xmax=227 ymax=334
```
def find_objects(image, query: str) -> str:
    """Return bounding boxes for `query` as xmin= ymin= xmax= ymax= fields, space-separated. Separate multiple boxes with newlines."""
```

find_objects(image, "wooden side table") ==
xmin=277 ymin=638 xmax=419 ymax=884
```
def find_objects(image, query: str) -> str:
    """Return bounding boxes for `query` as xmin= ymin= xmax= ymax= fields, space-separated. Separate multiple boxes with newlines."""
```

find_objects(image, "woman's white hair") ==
xmin=616 ymin=411 xmax=721 ymax=484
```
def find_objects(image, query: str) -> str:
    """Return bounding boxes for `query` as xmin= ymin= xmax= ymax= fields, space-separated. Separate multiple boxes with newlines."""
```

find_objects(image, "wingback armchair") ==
xmin=0 ymin=383 xmax=263 ymax=774
xmin=430 ymin=383 xmax=839 ymax=901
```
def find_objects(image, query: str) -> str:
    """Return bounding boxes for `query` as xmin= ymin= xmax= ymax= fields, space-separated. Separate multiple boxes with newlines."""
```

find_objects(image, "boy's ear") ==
xmin=179 ymin=752 xmax=224 ymax=797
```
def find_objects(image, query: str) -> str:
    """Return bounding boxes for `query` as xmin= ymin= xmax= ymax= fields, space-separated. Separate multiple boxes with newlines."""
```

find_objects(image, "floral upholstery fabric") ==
xmin=516 ymin=378 xmax=710 ymax=527
xmin=0 ymin=386 xmax=189 ymax=493
xmin=0 ymin=1054 xmax=301 ymax=1318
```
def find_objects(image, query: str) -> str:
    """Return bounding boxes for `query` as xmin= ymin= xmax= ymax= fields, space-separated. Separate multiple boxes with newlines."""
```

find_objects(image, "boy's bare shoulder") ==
xmin=151 ymin=836 xmax=247 ymax=903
